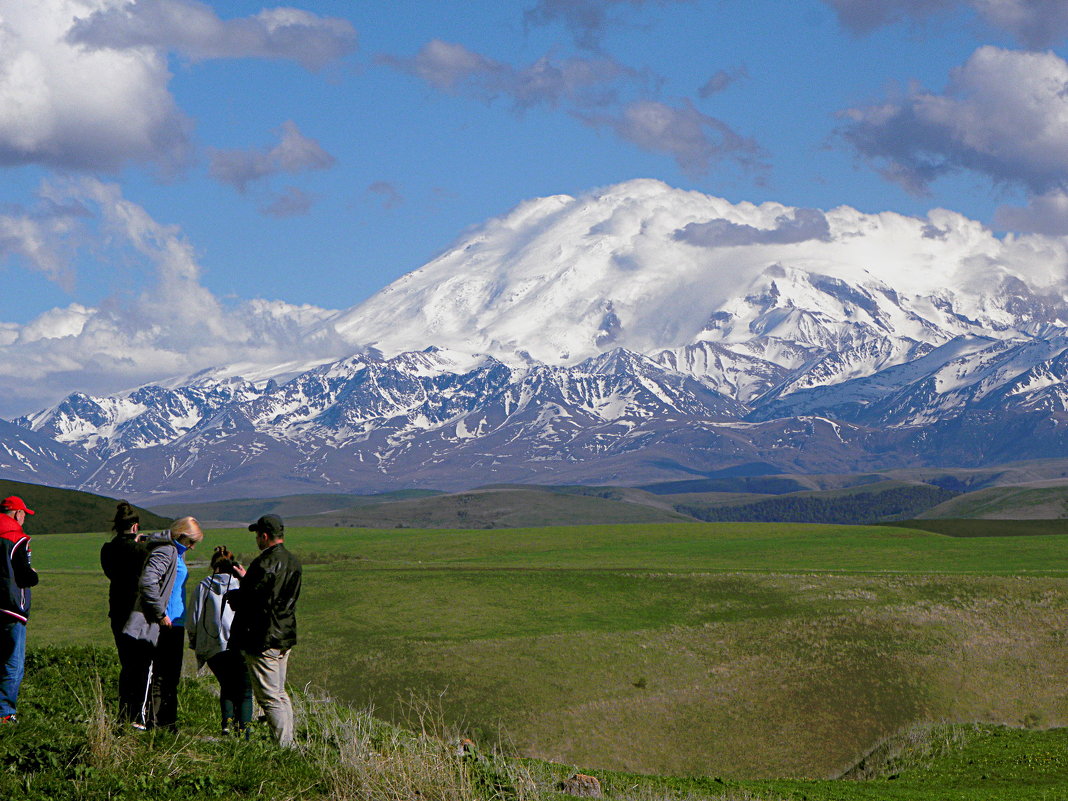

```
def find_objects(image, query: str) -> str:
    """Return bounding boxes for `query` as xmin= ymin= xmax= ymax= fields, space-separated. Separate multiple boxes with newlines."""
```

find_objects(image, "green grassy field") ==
xmin=27 ymin=521 xmax=1068 ymax=782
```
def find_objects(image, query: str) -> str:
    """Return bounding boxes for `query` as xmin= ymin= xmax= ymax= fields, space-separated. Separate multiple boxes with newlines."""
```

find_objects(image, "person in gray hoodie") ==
xmin=188 ymin=546 xmax=252 ymax=735
xmin=121 ymin=517 xmax=202 ymax=730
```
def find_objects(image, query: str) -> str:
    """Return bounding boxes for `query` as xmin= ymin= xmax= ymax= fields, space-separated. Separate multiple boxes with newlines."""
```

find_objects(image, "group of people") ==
xmin=0 ymin=494 xmax=303 ymax=747
xmin=102 ymin=505 xmax=303 ymax=744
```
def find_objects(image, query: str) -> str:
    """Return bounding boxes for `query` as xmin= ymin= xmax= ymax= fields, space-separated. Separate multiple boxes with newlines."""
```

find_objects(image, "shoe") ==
xmin=131 ymin=721 xmax=147 ymax=731
xmin=0 ymin=714 xmax=16 ymax=723
xmin=221 ymin=726 xmax=231 ymax=736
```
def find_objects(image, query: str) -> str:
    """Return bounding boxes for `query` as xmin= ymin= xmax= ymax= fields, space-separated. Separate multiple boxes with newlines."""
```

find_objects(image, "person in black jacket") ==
xmin=228 ymin=514 xmax=302 ymax=746
xmin=100 ymin=501 xmax=147 ymax=723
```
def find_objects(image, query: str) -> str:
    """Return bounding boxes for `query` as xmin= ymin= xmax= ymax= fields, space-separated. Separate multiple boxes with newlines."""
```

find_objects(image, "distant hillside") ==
xmin=150 ymin=490 xmax=446 ymax=527
xmin=160 ymin=486 xmax=692 ymax=529
xmin=672 ymin=481 xmax=959 ymax=525
xmin=920 ymin=483 xmax=1068 ymax=519
xmin=0 ymin=478 xmax=169 ymax=534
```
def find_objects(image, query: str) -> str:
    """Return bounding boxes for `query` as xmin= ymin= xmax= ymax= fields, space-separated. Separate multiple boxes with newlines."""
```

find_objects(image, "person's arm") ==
xmin=13 ymin=538 xmax=38 ymax=588
xmin=188 ymin=582 xmax=205 ymax=648
xmin=139 ymin=546 xmax=173 ymax=624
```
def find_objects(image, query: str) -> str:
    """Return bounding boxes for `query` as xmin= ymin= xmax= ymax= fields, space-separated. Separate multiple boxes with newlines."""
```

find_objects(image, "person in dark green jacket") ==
xmin=228 ymin=514 xmax=302 ymax=746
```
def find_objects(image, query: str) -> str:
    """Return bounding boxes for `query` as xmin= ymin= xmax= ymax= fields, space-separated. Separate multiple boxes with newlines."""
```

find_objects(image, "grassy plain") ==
xmin=28 ymin=522 xmax=1068 ymax=781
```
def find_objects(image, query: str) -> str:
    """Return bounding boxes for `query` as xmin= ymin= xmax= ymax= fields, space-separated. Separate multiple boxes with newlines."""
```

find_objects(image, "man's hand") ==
xmin=161 ymin=615 xmax=172 ymax=629
xmin=232 ymin=563 xmax=246 ymax=579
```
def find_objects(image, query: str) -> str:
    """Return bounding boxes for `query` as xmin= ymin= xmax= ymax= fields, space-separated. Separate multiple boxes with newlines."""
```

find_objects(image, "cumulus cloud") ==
xmin=209 ymin=121 xmax=335 ymax=193
xmin=581 ymin=99 xmax=765 ymax=177
xmin=674 ymin=208 xmax=833 ymax=247
xmin=68 ymin=0 xmax=357 ymax=71
xmin=524 ymin=0 xmax=692 ymax=49
xmin=995 ymin=191 xmax=1068 ymax=235
xmin=0 ymin=0 xmax=192 ymax=172
xmin=0 ymin=1 xmax=354 ymax=174
xmin=839 ymin=46 xmax=1068 ymax=195
xmin=380 ymin=40 xmax=632 ymax=111
xmin=0 ymin=179 xmax=348 ymax=415
xmin=823 ymin=0 xmax=1068 ymax=49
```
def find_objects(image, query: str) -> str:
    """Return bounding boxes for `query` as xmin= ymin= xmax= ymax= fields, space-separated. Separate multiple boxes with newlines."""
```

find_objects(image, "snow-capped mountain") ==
xmin=9 ymin=179 xmax=1068 ymax=498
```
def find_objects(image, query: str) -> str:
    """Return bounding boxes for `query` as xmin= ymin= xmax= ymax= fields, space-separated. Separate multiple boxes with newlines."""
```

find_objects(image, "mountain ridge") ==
xmin=7 ymin=179 xmax=1068 ymax=499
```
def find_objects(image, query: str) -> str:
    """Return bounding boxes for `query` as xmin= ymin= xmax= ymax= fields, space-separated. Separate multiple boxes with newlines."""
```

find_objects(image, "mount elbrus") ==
xmin=9 ymin=179 xmax=1068 ymax=499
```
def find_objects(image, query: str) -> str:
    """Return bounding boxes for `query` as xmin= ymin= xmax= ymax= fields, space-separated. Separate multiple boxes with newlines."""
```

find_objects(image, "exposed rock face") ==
xmin=557 ymin=774 xmax=602 ymax=797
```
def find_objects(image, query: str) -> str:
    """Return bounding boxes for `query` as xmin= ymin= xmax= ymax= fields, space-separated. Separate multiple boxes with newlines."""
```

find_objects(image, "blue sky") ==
xmin=1 ymin=0 xmax=1068 ymax=414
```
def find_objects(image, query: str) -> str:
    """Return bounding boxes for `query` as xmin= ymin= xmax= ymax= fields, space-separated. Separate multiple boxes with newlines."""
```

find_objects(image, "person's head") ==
xmin=248 ymin=514 xmax=284 ymax=550
xmin=0 ymin=496 xmax=34 ymax=528
xmin=170 ymin=516 xmax=204 ymax=549
xmin=210 ymin=545 xmax=237 ymax=575
xmin=112 ymin=500 xmax=140 ymax=534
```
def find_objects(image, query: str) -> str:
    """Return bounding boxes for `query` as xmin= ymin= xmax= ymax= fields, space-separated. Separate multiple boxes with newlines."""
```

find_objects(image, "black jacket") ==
xmin=0 ymin=514 xmax=38 ymax=623
xmin=100 ymin=533 xmax=148 ymax=626
xmin=229 ymin=543 xmax=302 ymax=653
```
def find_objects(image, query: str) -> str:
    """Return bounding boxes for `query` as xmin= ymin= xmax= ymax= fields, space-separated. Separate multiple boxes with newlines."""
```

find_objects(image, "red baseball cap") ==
xmin=1 ymin=496 xmax=34 ymax=515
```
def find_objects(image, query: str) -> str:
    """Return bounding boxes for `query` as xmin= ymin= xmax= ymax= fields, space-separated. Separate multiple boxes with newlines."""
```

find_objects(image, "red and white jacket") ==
xmin=0 ymin=515 xmax=38 ymax=623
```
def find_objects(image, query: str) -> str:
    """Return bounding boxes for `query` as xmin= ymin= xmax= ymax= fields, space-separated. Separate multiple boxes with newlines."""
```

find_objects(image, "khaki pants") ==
xmin=243 ymin=648 xmax=294 ymax=746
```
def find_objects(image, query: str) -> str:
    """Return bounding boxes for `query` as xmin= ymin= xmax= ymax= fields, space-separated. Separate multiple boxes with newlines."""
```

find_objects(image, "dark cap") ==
xmin=1 ymin=496 xmax=34 ymax=515
xmin=248 ymin=514 xmax=284 ymax=538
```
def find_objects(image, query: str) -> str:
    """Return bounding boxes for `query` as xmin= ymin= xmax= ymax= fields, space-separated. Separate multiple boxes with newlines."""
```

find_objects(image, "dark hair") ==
xmin=112 ymin=500 xmax=140 ymax=533
xmin=211 ymin=545 xmax=237 ymax=575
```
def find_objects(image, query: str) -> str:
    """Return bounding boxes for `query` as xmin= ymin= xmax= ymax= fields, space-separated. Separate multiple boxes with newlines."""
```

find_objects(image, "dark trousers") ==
xmin=111 ymin=622 xmax=143 ymax=723
xmin=149 ymin=626 xmax=185 ymax=731
xmin=207 ymin=649 xmax=253 ymax=730
xmin=119 ymin=633 xmax=155 ymax=727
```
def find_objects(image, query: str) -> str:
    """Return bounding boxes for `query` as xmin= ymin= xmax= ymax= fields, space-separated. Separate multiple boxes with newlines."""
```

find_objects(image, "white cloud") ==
xmin=0 ymin=179 xmax=348 ymax=416
xmin=68 ymin=0 xmax=357 ymax=71
xmin=210 ymin=120 xmax=336 ymax=193
xmin=839 ymin=46 xmax=1068 ymax=195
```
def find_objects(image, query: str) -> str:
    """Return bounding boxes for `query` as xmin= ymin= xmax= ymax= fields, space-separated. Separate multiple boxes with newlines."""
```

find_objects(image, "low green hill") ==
xmin=0 ymin=478 xmax=169 ymax=534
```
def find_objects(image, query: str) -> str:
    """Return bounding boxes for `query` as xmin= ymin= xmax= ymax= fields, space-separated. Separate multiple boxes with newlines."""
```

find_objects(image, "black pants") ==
xmin=149 ymin=626 xmax=185 ymax=731
xmin=119 ymin=633 xmax=156 ymax=727
xmin=112 ymin=623 xmax=145 ymax=723
xmin=206 ymin=650 xmax=253 ymax=730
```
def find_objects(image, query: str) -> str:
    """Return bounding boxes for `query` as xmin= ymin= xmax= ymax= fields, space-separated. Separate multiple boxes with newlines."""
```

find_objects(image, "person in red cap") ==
xmin=0 ymin=496 xmax=39 ymax=723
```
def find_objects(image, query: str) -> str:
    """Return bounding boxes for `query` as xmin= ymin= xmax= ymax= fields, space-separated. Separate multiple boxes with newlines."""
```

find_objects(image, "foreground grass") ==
xmin=26 ymin=523 xmax=1068 ymax=777
xmin=4 ymin=646 xmax=1068 ymax=800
